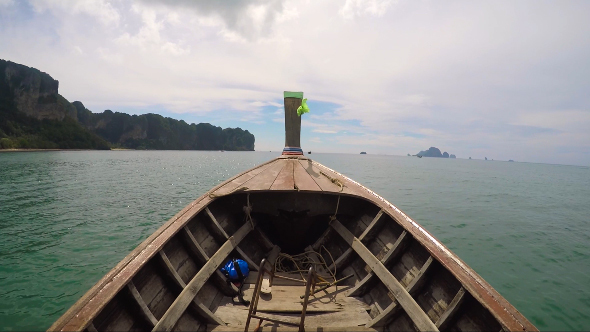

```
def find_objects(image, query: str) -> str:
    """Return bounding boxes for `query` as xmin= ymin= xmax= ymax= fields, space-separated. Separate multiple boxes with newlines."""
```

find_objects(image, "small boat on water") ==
xmin=50 ymin=92 xmax=537 ymax=332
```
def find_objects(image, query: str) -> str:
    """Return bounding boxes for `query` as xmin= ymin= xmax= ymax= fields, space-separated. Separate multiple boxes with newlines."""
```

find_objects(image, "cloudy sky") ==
xmin=1 ymin=0 xmax=589 ymax=165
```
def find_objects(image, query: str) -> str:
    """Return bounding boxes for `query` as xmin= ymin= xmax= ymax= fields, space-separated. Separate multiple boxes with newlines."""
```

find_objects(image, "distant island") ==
xmin=415 ymin=147 xmax=456 ymax=158
xmin=0 ymin=60 xmax=255 ymax=151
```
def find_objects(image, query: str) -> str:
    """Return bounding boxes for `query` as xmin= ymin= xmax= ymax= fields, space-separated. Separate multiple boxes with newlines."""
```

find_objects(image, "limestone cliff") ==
xmin=1 ymin=59 xmax=255 ymax=151
xmin=1 ymin=60 xmax=77 ymax=121
xmin=416 ymin=147 xmax=456 ymax=158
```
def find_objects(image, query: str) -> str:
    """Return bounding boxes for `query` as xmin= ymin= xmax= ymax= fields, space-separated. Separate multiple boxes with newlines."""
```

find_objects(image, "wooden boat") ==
xmin=49 ymin=92 xmax=537 ymax=332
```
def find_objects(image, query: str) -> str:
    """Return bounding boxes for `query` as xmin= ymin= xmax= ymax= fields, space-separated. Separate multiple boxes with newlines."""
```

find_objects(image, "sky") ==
xmin=1 ymin=0 xmax=589 ymax=165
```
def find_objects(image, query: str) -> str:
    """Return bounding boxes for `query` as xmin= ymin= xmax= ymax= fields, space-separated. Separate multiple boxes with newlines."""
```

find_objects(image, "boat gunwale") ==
xmin=48 ymin=157 xmax=281 ymax=332
xmin=49 ymin=156 xmax=537 ymax=332
xmin=310 ymin=160 xmax=536 ymax=332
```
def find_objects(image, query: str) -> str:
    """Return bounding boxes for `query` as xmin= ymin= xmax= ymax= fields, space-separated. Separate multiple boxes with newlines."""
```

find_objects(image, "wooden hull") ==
xmin=49 ymin=157 xmax=537 ymax=332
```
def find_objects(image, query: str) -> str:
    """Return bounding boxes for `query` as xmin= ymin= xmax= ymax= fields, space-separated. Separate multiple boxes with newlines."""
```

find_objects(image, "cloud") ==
xmin=137 ymin=0 xmax=293 ymax=40
xmin=30 ymin=0 xmax=120 ymax=25
xmin=2 ymin=0 xmax=590 ymax=164
xmin=339 ymin=0 xmax=396 ymax=19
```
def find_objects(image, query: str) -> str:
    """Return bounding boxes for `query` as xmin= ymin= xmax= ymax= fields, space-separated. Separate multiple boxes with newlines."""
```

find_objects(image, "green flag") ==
xmin=297 ymin=98 xmax=310 ymax=116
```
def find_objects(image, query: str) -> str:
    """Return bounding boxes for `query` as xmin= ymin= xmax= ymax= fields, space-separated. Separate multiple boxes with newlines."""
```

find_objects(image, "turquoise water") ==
xmin=0 ymin=151 xmax=588 ymax=331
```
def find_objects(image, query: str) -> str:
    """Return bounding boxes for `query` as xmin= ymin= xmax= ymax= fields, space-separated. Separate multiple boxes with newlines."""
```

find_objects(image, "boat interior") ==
xmin=84 ymin=192 xmax=504 ymax=332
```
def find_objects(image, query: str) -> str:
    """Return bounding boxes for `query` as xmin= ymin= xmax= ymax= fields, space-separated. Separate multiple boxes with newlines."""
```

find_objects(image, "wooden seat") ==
xmin=245 ymin=259 xmax=316 ymax=332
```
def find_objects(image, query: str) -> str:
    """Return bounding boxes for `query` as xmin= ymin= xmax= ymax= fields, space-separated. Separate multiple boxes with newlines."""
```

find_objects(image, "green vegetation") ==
xmin=0 ymin=61 xmax=109 ymax=149
xmin=0 ymin=103 xmax=110 ymax=150
xmin=75 ymin=103 xmax=255 ymax=151
xmin=1 ymin=59 xmax=255 ymax=151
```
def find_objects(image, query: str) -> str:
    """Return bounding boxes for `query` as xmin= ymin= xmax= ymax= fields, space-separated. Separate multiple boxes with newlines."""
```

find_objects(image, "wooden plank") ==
xmin=293 ymin=159 xmax=321 ymax=191
xmin=270 ymin=159 xmax=296 ymax=190
xmin=158 ymin=251 xmax=225 ymax=325
xmin=347 ymin=230 xmax=410 ymax=297
xmin=159 ymin=251 xmax=187 ymax=288
xmin=370 ymin=256 xmax=434 ymax=327
xmin=245 ymin=159 xmax=288 ymax=191
xmin=328 ymin=210 xmax=384 ymax=272
xmin=436 ymin=287 xmax=466 ymax=330
xmin=330 ymin=220 xmax=438 ymax=332
xmin=406 ymin=257 xmax=433 ymax=296
xmin=209 ymin=159 xmax=279 ymax=197
xmin=153 ymin=220 xmax=255 ymax=332
xmin=53 ymin=194 xmax=218 ymax=331
xmin=205 ymin=207 xmax=259 ymax=271
xmin=297 ymin=159 xmax=343 ymax=192
xmin=181 ymin=227 xmax=238 ymax=297
xmin=265 ymin=245 xmax=281 ymax=269
xmin=127 ymin=281 xmax=158 ymax=327
xmin=86 ymin=322 xmax=98 ymax=332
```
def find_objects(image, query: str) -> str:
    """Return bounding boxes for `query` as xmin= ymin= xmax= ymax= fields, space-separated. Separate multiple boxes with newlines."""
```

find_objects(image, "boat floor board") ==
xmin=213 ymin=285 xmax=371 ymax=329
xmin=210 ymin=159 xmax=280 ymax=197
xmin=270 ymin=159 xmax=296 ymax=190
xmin=293 ymin=159 xmax=321 ymax=191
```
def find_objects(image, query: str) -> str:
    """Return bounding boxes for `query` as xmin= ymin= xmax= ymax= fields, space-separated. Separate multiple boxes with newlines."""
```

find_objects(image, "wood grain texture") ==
xmin=270 ymin=160 xmax=296 ymax=190
xmin=293 ymin=160 xmax=321 ymax=191
xmin=246 ymin=159 xmax=288 ymax=191
xmin=436 ymin=287 xmax=466 ymax=330
xmin=370 ymin=256 xmax=434 ymax=327
xmin=347 ymin=231 xmax=410 ymax=297
xmin=158 ymin=251 xmax=225 ymax=325
xmin=204 ymin=207 xmax=259 ymax=271
xmin=181 ymin=227 xmax=238 ymax=297
xmin=330 ymin=220 xmax=438 ymax=332
xmin=297 ymin=159 xmax=343 ymax=192
xmin=152 ymin=221 xmax=255 ymax=332
xmin=328 ymin=210 xmax=384 ymax=272
xmin=127 ymin=281 xmax=158 ymax=327
xmin=209 ymin=159 xmax=279 ymax=197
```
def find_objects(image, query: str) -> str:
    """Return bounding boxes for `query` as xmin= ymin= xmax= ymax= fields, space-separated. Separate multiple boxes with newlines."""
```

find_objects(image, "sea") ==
xmin=0 ymin=151 xmax=588 ymax=331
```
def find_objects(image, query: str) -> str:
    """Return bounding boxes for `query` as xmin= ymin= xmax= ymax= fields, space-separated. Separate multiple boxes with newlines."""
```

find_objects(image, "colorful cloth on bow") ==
xmin=297 ymin=98 xmax=310 ymax=116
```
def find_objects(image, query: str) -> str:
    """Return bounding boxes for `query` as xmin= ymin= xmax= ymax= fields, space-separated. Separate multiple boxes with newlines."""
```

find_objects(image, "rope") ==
xmin=320 ymin=171 xmax=344 ymax=192
xmin=329 ymin=195 xmax=341 ymax=222
xmin=274 ymin=249 xmax=337 ymax=285
xmin=243 ymin=193 xmax=254 ymax=228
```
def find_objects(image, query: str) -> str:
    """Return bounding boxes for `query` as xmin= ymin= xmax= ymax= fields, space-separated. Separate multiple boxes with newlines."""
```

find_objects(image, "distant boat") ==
xmin=307 ymin=151 xmax=311 ymax=154
xmin=360 ymin=151 xmax=367 ymax=154
xmin=50 ymin=91 xmax=537 ymax=332
xmin=417 ymin=155 xmax=422 ymax=158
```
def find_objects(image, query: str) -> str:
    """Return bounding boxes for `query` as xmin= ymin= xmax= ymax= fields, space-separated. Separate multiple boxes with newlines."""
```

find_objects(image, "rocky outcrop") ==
xmin=1 ymin=59 xmax=256 ymax=151
xmin=1 ymin=60 xmax=77 ymax=121
xmin=417 ymin=147 xmax=443 ymax=157
xmin=416 ymin=147 xmax=457 ymax=158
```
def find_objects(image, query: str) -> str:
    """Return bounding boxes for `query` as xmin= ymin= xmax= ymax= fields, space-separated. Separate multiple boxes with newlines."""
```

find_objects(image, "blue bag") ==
xmin=221 ymin=259 xmax=249 ymax=281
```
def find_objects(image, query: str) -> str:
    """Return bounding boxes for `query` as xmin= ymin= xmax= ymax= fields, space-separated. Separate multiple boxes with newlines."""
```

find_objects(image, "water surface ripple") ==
xmin=0 ymin=151 xmax=588 ymax=331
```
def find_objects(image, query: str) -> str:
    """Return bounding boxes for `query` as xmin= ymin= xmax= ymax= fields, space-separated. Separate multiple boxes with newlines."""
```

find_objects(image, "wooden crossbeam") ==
xmin=85 ymin=322 xmax=98 ymax=332
xmin=330 ymin=220 xmax=438 ymax=332
xmin=127 ymin=281 xmax=158 ymax=327
xmin=157 ymin=251 xmax=225 ymax=325
xmin=347 ymin=230 xmax=410 ymax=297
xmin=436 ymin=287 xmax=466 ymax=330
xmin=369 ymin=256 xmax=434 ymax=327
xmin=152 ymin=220 xmax=255 ymax=332
xmin=328 ymin=210 xmax=384 ymax=272
xmin=181 ymin=227 xmax=238 ymax=297
xmin=205 ymin=207 xmax=260 ymax=271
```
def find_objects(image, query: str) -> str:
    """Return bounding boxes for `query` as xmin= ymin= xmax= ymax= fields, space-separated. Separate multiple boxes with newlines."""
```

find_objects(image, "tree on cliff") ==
xmin=1 ymin=59 xmax=256 ymax=151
